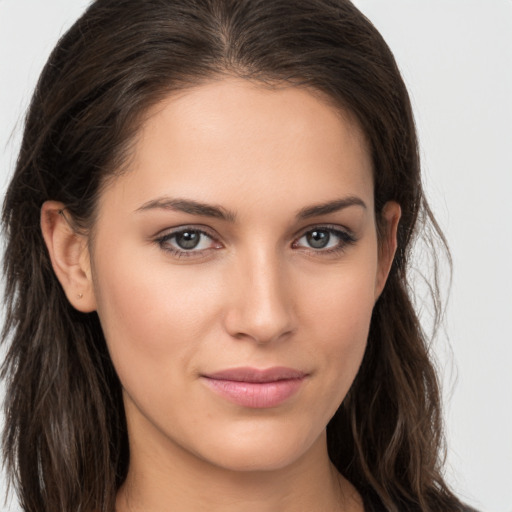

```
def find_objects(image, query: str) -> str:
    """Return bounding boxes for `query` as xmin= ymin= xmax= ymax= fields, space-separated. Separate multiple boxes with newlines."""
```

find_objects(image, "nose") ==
xmin=223 ymin=250 xmax=296 ymax=344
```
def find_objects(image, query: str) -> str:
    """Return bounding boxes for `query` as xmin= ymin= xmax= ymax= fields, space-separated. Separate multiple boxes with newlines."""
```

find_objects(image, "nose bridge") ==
xmin=224 ymin=245 xmax=295 ymax=344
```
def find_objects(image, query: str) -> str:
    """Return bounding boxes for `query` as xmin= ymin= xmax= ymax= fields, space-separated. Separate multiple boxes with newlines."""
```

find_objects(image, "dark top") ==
xmin=362 ymin=492 xmax=480 ymax=512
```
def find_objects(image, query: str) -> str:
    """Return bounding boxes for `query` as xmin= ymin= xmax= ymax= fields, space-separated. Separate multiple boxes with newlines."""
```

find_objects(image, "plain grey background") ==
xmin=1 ymin=1 xmax=511 ymax=511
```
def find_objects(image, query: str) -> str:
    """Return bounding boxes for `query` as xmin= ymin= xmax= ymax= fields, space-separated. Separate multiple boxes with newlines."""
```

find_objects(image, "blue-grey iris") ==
xmin=307 ymin=230 xmax=330 ymax=249
xmin=175 ymin=231 xmax=201 ymax=249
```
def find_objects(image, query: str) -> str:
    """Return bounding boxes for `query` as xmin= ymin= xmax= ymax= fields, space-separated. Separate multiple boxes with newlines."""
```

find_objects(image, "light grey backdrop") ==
xmin=1 ymin=1 xmax=511 ymax=511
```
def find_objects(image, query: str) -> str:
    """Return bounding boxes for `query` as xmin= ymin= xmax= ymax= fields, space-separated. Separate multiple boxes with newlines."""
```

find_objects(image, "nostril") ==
xmin=222 ymin=292 xmax=296 ymax=344
xmin=222 ymin=256 xmax=297 ymax=343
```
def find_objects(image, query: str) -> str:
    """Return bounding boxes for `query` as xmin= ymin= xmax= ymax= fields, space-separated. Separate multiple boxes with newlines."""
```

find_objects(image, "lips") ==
xmin=201 ymin=367 xmax=308 ymax=408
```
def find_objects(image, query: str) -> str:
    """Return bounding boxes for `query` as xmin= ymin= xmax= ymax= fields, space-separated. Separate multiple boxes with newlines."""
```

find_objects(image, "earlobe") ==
xmin=375 ymin=201 xmax=401 ymax=300
xmin=40 ymin=201 xmax=97 ymax=312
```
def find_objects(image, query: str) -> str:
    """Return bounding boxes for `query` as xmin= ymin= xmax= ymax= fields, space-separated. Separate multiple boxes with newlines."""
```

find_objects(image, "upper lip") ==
xmin=202 ymin=366 xmax=308 ymax=383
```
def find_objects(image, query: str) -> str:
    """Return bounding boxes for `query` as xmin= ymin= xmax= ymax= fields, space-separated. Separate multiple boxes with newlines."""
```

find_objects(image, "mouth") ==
xmin=200 ymin=367 xmax=308 ymax=408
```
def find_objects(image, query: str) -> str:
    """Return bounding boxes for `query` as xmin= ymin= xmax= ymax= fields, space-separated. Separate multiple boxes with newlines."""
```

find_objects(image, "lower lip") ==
xmin=202 ymin=377 xmax=305 ymax=408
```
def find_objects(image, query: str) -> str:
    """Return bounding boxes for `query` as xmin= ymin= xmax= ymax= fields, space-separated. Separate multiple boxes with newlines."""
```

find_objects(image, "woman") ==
xmin=1 ymin=1 xmax=473 ymax=511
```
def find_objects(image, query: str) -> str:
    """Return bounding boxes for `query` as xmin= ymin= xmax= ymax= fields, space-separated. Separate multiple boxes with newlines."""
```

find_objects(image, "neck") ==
xmin=116 ymin=431 xmax=362 ymax=512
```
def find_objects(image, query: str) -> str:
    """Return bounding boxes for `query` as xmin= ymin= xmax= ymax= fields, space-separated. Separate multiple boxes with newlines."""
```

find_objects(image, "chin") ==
xmin=192 ymin=421 xmax=325 ymax=473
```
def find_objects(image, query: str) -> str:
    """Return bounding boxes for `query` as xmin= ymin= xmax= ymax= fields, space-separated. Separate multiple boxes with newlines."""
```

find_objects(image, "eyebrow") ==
xmin=135 ymin=197 xmax=237 ymax=222
xmin=135 ymin=195 xmax=366 ymax=221
xmin=296 ymin=196 xmax=367 ymax=219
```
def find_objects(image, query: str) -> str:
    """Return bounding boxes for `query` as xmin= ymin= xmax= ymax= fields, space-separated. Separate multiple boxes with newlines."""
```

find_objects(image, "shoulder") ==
xmin=362 ymin=495 xmax=481 ymax=512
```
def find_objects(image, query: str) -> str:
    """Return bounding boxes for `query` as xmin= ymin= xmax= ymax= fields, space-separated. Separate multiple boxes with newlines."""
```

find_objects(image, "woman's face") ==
xmin=87 ymin=78 xmax=398 ymax=472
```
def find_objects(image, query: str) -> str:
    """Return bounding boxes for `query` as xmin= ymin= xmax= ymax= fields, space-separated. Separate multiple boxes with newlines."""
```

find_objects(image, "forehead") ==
xmin=99 ymin=78 xmax=374 ymax=217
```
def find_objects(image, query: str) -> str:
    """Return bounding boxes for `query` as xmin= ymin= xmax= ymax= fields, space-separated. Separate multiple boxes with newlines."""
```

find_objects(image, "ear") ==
xmin=40 ymin=201 xmax=97 ymax=312
xmin=374 ymin=201 xmax=401 ymax=300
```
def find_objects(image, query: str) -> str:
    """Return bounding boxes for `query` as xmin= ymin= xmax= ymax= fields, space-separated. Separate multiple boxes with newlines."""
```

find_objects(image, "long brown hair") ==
xmin=2 ymin=1 xmax=463 ymax=511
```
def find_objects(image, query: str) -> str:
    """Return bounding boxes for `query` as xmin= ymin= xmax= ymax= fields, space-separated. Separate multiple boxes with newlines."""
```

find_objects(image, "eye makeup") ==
xmin=292 ymin=225 xmax=357 ymax=256
xmin=155 ymin=226 xmax=222 ymax=259
xmin=154 ymin=224 xmax=357 ymax=260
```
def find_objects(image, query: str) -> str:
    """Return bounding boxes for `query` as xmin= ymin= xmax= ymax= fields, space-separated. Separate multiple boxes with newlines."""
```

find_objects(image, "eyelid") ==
xmin=153 ymin=223 xmax=356 ymax=259
xmin=154 ymin=225 xmax=223 ymax=258
xmin=154 ymin=224 xmax=219 ymax=241
xmin=292 ymin=223 xmax=356 ymax=241
xmin=291 ymin=224 xmax=357 ymax=252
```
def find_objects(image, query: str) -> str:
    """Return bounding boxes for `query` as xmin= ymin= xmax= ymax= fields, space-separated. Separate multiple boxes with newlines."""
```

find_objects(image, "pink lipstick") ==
xmin=201 ymin=367 xmax=307 ymax=408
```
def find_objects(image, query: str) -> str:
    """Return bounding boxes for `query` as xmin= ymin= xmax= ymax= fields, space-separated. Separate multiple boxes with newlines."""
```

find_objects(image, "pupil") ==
xmin=307 ymin=230 xmax=330 ymax=249
xmin=176 ymin=231 xmax=200 ymax=249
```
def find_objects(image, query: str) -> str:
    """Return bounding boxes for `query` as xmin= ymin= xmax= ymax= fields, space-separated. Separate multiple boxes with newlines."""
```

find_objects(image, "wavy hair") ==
xmin=2 ymin=1 xmax=463 ymax=511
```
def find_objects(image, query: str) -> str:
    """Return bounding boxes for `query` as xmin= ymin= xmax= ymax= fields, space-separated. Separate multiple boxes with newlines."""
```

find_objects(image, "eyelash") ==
xmin=155 ymin=225 xmax=357 ymax=259
xmin=155 ymin=227 xmax=220 ymax=259
xmin=292 ymin=225 xmax=356 ymax=255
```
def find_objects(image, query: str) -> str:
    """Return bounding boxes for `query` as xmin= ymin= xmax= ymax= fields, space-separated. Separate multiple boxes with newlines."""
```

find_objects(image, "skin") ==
xmin=42 ymin=78 xmax=400 ymax=512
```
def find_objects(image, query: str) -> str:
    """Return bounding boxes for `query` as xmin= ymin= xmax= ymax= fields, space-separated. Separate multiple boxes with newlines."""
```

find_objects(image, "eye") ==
xmin=293 ymin=226 xmax=356 ymax=253
xmin=156 ymin=228 xmax=221 ymax=256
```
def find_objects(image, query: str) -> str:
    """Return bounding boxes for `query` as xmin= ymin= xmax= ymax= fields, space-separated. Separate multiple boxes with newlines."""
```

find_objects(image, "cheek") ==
xmin=91 ymin=246 xmax=224 ymax=382
xmin=299 ymin=257 xmax=378 ymax=402
xmin=309 ymin=275 xmax=374 ymax=335
xmin=302 ymin=251 xmax=377 ymax=341
xmin=316 ymin=292 xmax=373 ymax=370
